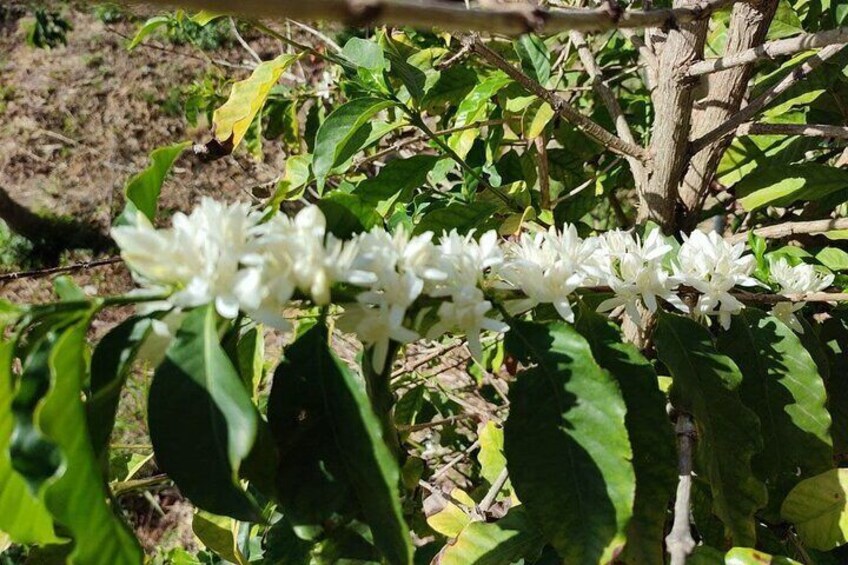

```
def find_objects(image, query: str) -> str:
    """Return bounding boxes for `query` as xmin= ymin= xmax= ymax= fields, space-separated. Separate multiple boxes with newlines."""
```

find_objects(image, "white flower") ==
xmin=595 ymin=228 xmax=676 ymax=327
xmin=435 ymin=229 xmax=503 ymax=293
xmin=112 ymin=198 xmax=262 ymax=319
xmin=673 ymin=230 xmax=758 ymax=329
xmin=427 ymin=285 xmax=508 ymax=362
xmin=499 ymin=225 xmax=597 ymax=322
xmin=337 ymin=303 xmax=419 ymax=373
xmin=768 ymin=257 xmax=834 ymax=333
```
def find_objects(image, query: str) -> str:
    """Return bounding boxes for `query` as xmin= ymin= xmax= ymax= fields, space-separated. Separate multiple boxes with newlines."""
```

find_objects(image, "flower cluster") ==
xmin=113 ymin=198 xmax=836 ymax=368
xmin=769 ymin=257 xmax=834 ymax=333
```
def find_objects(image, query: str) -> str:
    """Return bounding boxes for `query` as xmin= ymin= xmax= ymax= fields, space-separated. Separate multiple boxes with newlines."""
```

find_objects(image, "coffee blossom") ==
xmin=673 ymin=230 xmax=758 ymax=329
xmin=768 ymin=257 xmax=834 ymax=333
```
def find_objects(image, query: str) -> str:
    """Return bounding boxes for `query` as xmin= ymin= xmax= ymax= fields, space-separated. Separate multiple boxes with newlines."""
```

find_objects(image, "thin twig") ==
xmin=469 ymin=35 xmax=651 ymax=162
xmin=666 ymin=413 xmax=697 ymax=565
xmin=688 ymin=26 xmax=848 ymax=77
xmin=230 ymin=17 xmax=263 ymax=64
xmin=478 ymin=468 xmax=510 ymax=514
xmin=728 ymin=217 xmax=848 ymax=243
xmin=0 ymin=257 xmax=123 ymax=284
xmin=398 ymin=414 xmax=477 ymax=433
xmin=392 ymin=339 xmax=467 ymax=378
xmin=736 ymin=122 xmax=848 ymax=140
xmin=692 ymin=44 xmax=848 ymax=153
xmin=126 ymin=0 xmax=740 ymax=37
xmin=431 ymin=440 xmax=480 ymax=480
xmin=287 ymin=19 xmax=342 ymax=53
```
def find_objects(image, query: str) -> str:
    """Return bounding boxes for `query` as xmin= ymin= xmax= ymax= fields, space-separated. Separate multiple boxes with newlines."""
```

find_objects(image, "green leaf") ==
xmin=514 ymin=34 xmax=551 ymax=85
xmin=20 ymin=321 xmax=143 ymax=564
xmin=148 ymin=304 xmax=260 ymax=521
xmin=781 ymin=469 xmax=848 ymax=551
xmin=342 ymin=37 xmax=387 ymax=71
xmin=312 ymin=97 xmax=397 ymax=188
xmin=477 ymin=420 xmax=507 ymax=487
xmin=0 ymin=339 xmax=60 ymax=545
xmin=317 ymin=193 xmax=382 ymax=238
xmin=421 ymin=66 xmax=478 ymax=112
xmin=122 ymin=141 xmax=191 ymax=223
xmin=736 ymin=164 xmax=848 ymax=211
xmin=448 ymin=73 xmax=512 ymax=158
xmin=354 ymin=155 xmax=441 ymax=216
xmin=690 ymin=546 xmax=802 ymax=564
xmin=264 ymin=517 xmax=313 ymax=565
xmin=503 ymin=319 xmax=634 ymax=564
xmin=87 ymin=315 xmax=156 ymax=461
xmin=717 ymin=310 xmax=833 ymax=519
xmin=192 ymin=511 xmax=247 ymax=565
xmin=413 ymin=202 xmax=499 ymax=236
xmin=817 ymin=247 xmax=848 ymax=272
xmin=574 ymin=306 xmax=677 ymax=565
xmin=655 ymin=313 xmax=767 ymax=545
xmin=191 ymin=10 xmax=223 ymax=26
xmin=127 ymin=15 xmax=169 ymax=50
xmin=213 ymin=54 xmax=300 ymax=150
xmin=438 ymin=507 xmax=545 ymax=565
xmin=268 ymin=324 xmax=412 ymax=564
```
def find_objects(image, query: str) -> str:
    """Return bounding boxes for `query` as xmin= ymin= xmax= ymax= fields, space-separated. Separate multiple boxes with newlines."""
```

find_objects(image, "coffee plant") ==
xmin=3 ymin=1 xmax=848 ymax=563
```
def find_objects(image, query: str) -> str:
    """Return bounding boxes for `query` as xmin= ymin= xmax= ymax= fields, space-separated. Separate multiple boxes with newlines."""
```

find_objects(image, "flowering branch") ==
xmin=109 ymin=199 xmax=846 ymax=371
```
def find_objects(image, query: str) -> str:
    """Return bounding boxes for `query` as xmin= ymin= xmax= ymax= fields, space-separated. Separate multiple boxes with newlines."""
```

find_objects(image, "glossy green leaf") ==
xmin=312 ymin=97 xmax=397 ymax=187
xmin=148 ymin=305 xmax=260 ymax=521
xmin=655 ymin=313 xmax=767 ymax=546
xmin=448 ymin=72 xmax=511 ymax=158
xmin=477 ymin=420 xmax=507 ymax=487
xmin=575 ymin=306 xmax=677 ymax=565
xmin=736 ymin=164 xmax=848 ymax=211
xmin=421 ymin=66 xmax=478 ymax=112
xmin=342 ymin=37 xmax=387 ymax=72
xmin=438 ymin=507 xmax=545 ymax=565
xmin=20 ymin=321 xmax=143 ymax=564
xmin=503 ymin=320 xmax=634 ymax=564
xmin=354 ymin=155 xmax=441 ymax=216
xmin=268 ymin=324 xmax=412 ymax=564
xmin=514 ymin=34 xmax=551 ymax=85
xmin=0 ymin=339 xmax=60 ymax=545
xmin=213 ymin=54 xmax=300 ymax=150
xmin=87 ymin=315 xmax=156 ymax=461
xmin=817 ymin=247 xmax=848 ymax=272
xmin=717 ymin=309 xmax=833 ymax=519
xmin=317 ymin=192 xmax=382 ymax=238
xmin=122 ymin=141 xmax=191 ymax=223
xmin=781 ymin=469 xmax=848 ymax=551
xmin=413 ymin=202 xmax=499 ymax=236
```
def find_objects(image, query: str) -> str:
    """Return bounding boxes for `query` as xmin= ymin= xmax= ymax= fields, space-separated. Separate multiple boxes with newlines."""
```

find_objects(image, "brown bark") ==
xmin=677 ymin=0 xmax=779 ymax=223
xmin=638 ymin=0 xmax=708 ymax=230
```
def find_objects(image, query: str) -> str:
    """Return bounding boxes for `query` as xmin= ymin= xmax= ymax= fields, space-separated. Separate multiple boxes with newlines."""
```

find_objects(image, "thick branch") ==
xmin=678 ymin=0 xmax=779 ymax=221
xmin=691 ymin=43 xmax=847 ymax=153
xmin=728 ymin=217 xmax=848 ymax=243
xmin=125 ymin=0 xmax=738 ymax=36
xmin=688 ymin=26 xmax=848 ymax=76
xmin=736 ymin=122 xmax=848 ymax=139
xmin=469 ymin=37 xmax=650 ymax=162
xmin=639 ymin=0 xmax=708 ymax=229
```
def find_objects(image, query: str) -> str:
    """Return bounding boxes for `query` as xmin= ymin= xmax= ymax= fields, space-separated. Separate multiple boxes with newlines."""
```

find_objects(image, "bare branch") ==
xmin=469 ymin=36 xmax=651 ymax=162
xmin=736 ymin=122 xmax=848 ymax=139
xmin=0 ymin=257 xmax=123 ymax=284
xmin=570 ymin=30 xmax=646 ymax=185
xmin=691 ymin=44 xmax=848 ymax=153
xmin=666 ymin=413 xmax=696 ymax=565
xmin=124 ymin=0 xmax=739 ymax=37
xmin=728 ymin=217 xmax=848 ymax=243
xmin=688 ymin=26 xmax=848 ymax=77
xmin=478 ymin=468 xmax=510 ymax=514
xmin=229 ymin=17 xmax=263 ymax=64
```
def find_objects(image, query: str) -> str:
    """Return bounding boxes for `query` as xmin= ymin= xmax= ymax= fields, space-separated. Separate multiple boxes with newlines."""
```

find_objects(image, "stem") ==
xmin=666 ymin=413 xmax=697 ymax=565
xmin=363 ymin=341 xmax=403 ymax=461
xmin=478 ymin=468 xmax=510 ymax=513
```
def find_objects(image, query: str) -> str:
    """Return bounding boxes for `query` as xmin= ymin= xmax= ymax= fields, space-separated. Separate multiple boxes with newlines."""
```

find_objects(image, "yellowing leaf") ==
xmin=426 ymin=489 xmax=475 ymax=538
xmin=213 ymin=54 xmax=299 ymax=150
xmin=192 ymin=511 xmax=248 ymax=565
xmin=781 ymin=469 xmax=848 ymax=551
xmin=477 ymin=421 xmax=506 ymax=485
